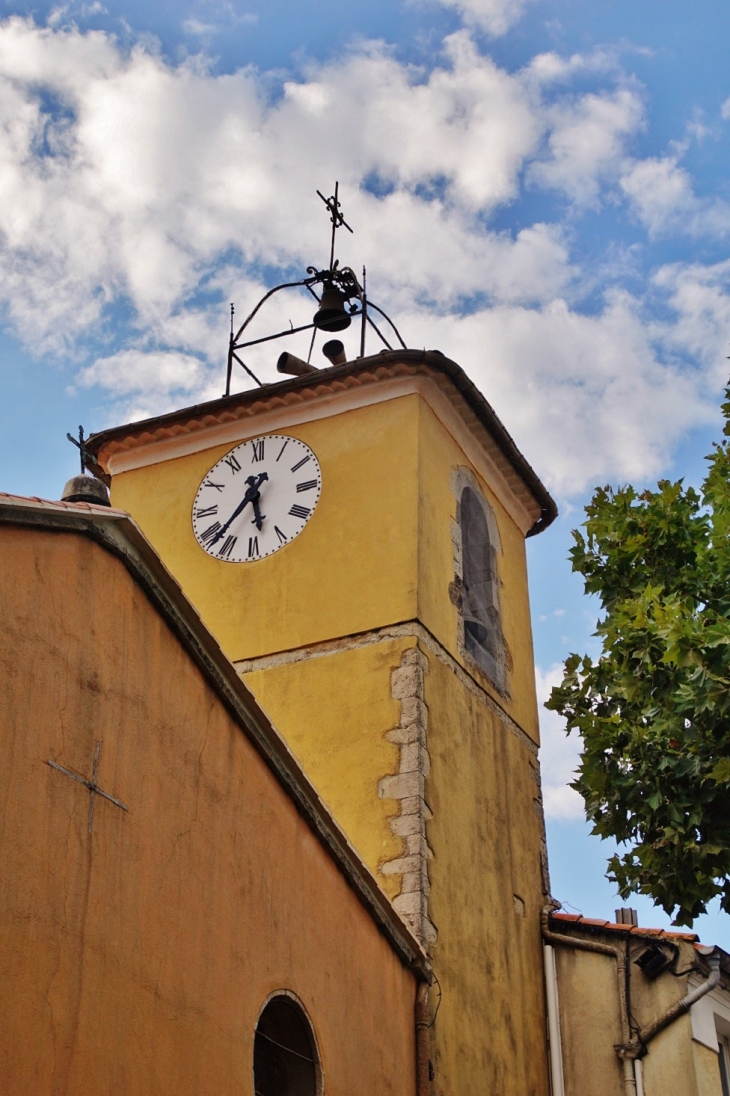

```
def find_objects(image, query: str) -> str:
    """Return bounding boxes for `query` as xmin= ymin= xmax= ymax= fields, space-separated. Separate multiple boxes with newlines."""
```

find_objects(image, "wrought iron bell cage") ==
xmin=224 ymin=183 xmax=407 ymax=394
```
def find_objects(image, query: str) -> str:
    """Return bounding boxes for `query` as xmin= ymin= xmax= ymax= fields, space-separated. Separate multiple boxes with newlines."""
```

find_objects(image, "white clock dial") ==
xmin=192 ymin=434 xmax=322 ymax=562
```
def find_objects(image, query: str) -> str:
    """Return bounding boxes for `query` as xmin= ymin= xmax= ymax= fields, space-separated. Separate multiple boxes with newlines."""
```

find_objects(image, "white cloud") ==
xmin=77 ymin=349 xmax=207 ymax=397
xmin=523 ymin=47 xmax=621 ymax=87
xmin=0 ymin=21 xmax=545 ymax=348
xmin=621 ymin=156 xmax=730 ymax=237
xmin=0 ymin=17 xmax=727 ymax=496
xmin=536 ymin=663 xmax=584 ymax=821
xmin=426 ymin=0 xmax=531 ymax=36
xmin=530 ymin=86 xmax=644 ymax=206
xmin=650 ymin=260 xmax=730 ymax=375
xmin=397 ymin=287 xmax=716 ymax=496
xmin=75 ymin=348 xmax=219 ymax=424
xmin=183 ymin=18 xmax=219 ymax=37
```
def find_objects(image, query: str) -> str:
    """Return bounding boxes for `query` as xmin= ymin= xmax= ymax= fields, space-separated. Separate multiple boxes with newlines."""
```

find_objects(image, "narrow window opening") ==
xmin=254 ymin=995 xmax=319 ymax=1096
xmin=719 ymin=1033 xmax=730 ymax=1096
xmin=460 ymin=484 xmax=506 ymax=691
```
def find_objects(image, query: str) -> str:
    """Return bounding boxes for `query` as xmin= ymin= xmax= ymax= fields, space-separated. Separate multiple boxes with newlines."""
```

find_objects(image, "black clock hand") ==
xmin=250 ymin=494 xmax=265 ymax=531
xmin=210 ymin=472 xmax=268 ymax=544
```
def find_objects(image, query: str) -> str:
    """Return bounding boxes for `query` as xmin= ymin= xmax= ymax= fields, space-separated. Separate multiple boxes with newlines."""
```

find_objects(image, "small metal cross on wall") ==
xmin=47 ymin=741 xmax=128 ymax=832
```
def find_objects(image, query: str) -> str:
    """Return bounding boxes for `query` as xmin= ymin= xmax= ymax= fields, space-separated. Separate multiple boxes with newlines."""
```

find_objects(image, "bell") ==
xmin=313 ymin=283 xmax=351 ymax=332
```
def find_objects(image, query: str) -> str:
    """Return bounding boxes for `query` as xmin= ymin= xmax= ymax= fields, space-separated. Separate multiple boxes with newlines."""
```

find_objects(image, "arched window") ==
xmin=459 ymin=484 xmax=507 ymax=692
xmin=253 ymin=994 xmax=320 ymax=1096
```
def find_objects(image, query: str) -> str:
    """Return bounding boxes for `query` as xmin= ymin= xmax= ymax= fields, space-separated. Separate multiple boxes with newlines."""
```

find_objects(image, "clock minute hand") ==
xmin=210 ymin=472 xmax=268 ymax=544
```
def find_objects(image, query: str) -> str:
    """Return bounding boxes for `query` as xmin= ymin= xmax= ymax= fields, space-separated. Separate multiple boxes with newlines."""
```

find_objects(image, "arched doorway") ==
xmin=253 ymin=994 xmax=320 ymax=1096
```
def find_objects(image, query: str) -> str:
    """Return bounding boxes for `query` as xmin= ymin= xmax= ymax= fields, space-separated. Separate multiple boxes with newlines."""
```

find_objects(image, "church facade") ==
xmin=84 ymin=349 xmax=558 ymax=1094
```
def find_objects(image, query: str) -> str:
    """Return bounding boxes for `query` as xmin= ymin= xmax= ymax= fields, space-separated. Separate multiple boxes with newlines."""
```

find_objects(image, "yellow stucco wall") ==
xmin=245 ymin=637 xmax=412 ymax=900
xmin=0 ymin=526 xmax=418 ymax=1096
xmin=110 ymin=396 xmax=421 ymax=660
xmin=424 ymin=650 xmax=549 ymax=1095
xmin=109 ymin=393 xmax=540 ymax=741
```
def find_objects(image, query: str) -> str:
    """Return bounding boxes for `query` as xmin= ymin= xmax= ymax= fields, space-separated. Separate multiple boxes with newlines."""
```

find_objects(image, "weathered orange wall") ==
xmin=0 ymin=525 xmax=417 ymax=1096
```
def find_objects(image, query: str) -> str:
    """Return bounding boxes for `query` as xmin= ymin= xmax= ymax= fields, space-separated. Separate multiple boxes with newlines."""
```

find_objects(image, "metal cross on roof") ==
xmin=47 ymin=741 xmax=128 ymax=833
xmin=66 ymin=425 xmax=89 ymax=475
xmin=316 ymin=181 xmax=354 ymax=271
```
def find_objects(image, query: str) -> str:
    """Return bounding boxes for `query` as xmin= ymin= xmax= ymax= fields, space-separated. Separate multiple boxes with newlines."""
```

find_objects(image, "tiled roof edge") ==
xmin=84 ymin=350 xmax=557 ymax=537
xmin=551 ymin=911 xmax=698 ymax=942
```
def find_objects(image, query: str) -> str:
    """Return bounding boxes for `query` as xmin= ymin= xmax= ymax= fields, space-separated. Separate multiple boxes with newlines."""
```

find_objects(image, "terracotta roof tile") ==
xmin=551 ymin=912 xmax=698 ymax=942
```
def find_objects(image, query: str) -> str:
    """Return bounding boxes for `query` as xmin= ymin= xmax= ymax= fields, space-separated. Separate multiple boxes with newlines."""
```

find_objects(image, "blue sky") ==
xmin=2 ymin=0 xmax=730 ymax=945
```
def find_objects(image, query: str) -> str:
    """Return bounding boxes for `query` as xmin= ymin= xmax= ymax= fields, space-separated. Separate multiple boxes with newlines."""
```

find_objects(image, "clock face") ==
xmin=192 ymin=434 xmax=322 ymax=562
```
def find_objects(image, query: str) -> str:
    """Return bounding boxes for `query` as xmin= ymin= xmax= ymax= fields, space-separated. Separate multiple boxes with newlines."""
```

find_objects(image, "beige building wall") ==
xmin=550 ymin=920 xmax=728 ymax=1096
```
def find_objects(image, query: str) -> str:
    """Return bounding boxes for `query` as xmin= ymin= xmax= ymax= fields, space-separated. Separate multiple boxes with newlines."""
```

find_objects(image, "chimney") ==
xmin=615 ymin=908 xmax=638 ymax=927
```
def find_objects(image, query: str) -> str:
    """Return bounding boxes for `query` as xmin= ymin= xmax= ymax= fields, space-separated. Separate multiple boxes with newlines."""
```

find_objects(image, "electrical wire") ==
xmin=255 ymin=1029 xmax=316 ymax=1064
xmin=428 ymin=974 xmax=442 ymax=1028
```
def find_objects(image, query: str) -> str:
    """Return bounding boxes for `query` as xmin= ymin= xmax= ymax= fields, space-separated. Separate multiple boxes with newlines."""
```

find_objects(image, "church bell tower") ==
xmin=85 ymin=195 xmax=557 ymax=1096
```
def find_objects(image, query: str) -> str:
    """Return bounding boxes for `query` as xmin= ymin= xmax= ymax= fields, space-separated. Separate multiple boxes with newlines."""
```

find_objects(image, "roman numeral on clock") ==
xmin=224 ymin=453 xmax=242 ymax=473
xmin=288 ymin=504 xmax=310 ymax=520
xmin=248 ymin=536 xmax=259 ymax=558
xmin=204 ymin=479 xmax=225 ymax=492
xmin=275 ymin=526 xmax=288 ymax=544
xmin=251 ymin=439 xmax=265 ymax=462
xmin=196 ymin=505 xmax=218 ymax=518
xmin=291 ymin=455 xmax=310 ymax=473
xmin=200 ymin=522 xmax=222 ymax=545
xmin=218 ymin=535 xmax=237 ymax=558
xmin=296 ymin=480 xmax=318 ymax=493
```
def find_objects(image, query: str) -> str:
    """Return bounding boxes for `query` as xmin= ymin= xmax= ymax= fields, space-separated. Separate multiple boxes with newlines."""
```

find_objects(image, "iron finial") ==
xmin=316 ymin=181 xmax=354 ymax=271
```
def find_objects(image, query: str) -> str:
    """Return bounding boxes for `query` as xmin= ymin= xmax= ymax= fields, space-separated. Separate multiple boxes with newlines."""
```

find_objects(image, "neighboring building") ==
xmin=0 ymin=494 xmax=429 ymax=1095
xmin=544 ymin=910 xmax=730 ymax=1096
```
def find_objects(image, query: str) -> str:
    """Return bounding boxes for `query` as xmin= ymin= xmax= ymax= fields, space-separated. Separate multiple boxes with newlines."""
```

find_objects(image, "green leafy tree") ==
xmin=547 ymin=392 xmax=730 ymax=926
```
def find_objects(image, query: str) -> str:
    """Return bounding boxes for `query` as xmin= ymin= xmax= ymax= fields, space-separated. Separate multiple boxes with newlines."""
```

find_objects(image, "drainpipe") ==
xmin=544 ymin=944 xmax=566 ymax=1096
xmin=415 ymin=982 xmax=432 ymax=1096
xmin=541 ymin=907 xmax=637 ymax=1096
xmin=620 ymin=946 xmax=722 ymax=1059
xmin=634 ymin=1059 xmax=645 ymax=1096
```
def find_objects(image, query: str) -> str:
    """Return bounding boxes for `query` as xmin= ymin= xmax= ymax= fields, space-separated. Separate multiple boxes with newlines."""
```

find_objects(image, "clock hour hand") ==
xmin=210 ymin=472 xmax=268 ymax=544
xmin=250 ymin=494 xmax=265 ymax=531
